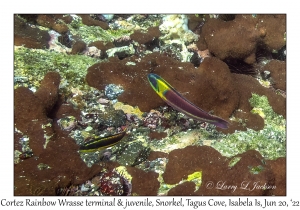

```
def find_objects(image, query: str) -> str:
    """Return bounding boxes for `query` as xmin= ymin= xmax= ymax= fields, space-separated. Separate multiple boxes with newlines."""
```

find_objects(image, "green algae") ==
xmin=187 ymin=171 xmax=202 ymax=191
xmin=249 ymin=93 xmax=286 ymax=127
xmin=157 ymin=170 xmax=202 ymax=195
xmin=68 ymin=15 xmax=133 ymax=44
xmin=14 ymin=46 xmax=99 ymax=93
xmin=228 ymin=157 xmax=241 ymax=168
xmin=211 ymin=93 xmax=286 ymax=160
xmin=248 ymin=165 xmax=264 ymax=174
xmin=70 ymin=25 xmax=129 ymax=43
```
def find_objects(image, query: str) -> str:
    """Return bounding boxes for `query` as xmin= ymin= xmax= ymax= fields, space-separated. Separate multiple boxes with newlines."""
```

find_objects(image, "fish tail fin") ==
xmin=213 ymin=118 xmax=230 ymax=129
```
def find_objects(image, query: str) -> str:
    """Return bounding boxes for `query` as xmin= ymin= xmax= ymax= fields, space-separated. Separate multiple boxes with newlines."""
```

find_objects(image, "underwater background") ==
xmin=14 ymin=14 xmax=286 ymax=196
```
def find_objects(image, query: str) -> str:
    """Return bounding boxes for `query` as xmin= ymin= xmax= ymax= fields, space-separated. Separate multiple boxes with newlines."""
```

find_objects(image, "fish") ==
xmin=79 ymin=128 xmax=127 ymax=153
xmin=147 ymin=73 xmax=229 ymax=129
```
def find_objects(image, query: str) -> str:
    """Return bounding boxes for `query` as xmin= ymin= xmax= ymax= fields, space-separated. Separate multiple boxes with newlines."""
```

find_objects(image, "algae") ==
xmin=157 ymin=170 xmax=202 ymax=195
xmin=248 ymin=165 xmax=264 ymax=174
xmin=211 ymin=93 xmax=286 ymax=160
xmin=14 ymin=46 xmax=99 ymax=94
xmin=68 ymin=15 xmax=133 ymax=43
xmin=187 ymin=171 xmax=202 ymax=191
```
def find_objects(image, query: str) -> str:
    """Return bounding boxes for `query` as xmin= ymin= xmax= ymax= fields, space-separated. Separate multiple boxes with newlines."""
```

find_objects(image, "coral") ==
xmin=157 ymin=15 xmax=200 ymax=62
xmin=163 ymin=146 xmax=226 ymax=185
xmin=148 ymin=130 xmax=167 ymax=140
xmin=77 ymin=14 xmax=109 ymax=30
xmin=114 ymin=36 xmax=132 ymax=47
xmin=36 ymin=15 xmax=69 ymax=34
xmin=14 ymin=71 xmax=60 ymax=155
xmin=126 ymin=167 xmax=160 ymax=195
xmin=14 ymin=87 xmax=51 ymax=155
xmin=70 ymin=40 xmax=87 ymax=55
xmin=35 ymin=72 xmax=61 ymax=112
xmin=198 ymin=15 xmax=286 ymax=62
xmin=266 ymin=157 xmax=286 ymax=195
xmin=262 ymin=60 xmax=286 ymax=91
xmin=130 ymin=27 xmax=161 ymax=50
xmin=163 ymin=146 xmax=284 ymax=195
xmin=88 ymin=40 xmax=115 ymax=51
xmin=198 ymin=15 xmax=260 ymax=60
xmin=14 ymin=73 xmax=105 ymax=196
xmin=14 ymin=15 xmax=50 ymax=49
xmin=257 ymin=15 xmax=286 ymax=51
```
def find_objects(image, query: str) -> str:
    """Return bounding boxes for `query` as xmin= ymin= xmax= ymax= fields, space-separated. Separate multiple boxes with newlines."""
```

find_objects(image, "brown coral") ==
xmin=70 ymin=40 xmax=87 ymax=55
xmin=14 ymin=86 xmax=52 ymax=155
xmin=36 ymin=15 xmax=69 ymax=34
xmin=198 ymin=15 xmax=286 ymax=62
xmin=257 ymin=14 xmax=286 ymax=51
xmin=89 ymin=40 xmax=114 ymax=51
xmin=198 ymin=16 xmax=260 ymax=60
xmin=126 ymin=167 xmax=160 ymax=195
xmin=163 ymin=146 xmax=285 ymax=196
xmin=266 ymin=157 xmax=286 ymax=195
xmin=263 ymin=60 xmax=286 ymax=91
xmin=35 ymin=72 xmax=61 ymax=113
xmin=14 ymin=72 xmax=103 ymax=195
xmin=130 ymin=27 xmax=161 ymax=45
xmin=14 ymin=15 xmax=50 ymax=49
xmin=78 ymin=14 xmax=109 ymax=30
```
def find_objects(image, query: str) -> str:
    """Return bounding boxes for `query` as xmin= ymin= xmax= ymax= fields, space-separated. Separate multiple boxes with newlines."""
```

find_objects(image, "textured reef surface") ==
xmin=14 ymin=14 xmax=286 ymax=196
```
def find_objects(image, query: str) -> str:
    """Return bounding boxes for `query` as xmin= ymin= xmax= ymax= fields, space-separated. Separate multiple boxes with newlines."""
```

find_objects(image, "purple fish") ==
xmin=147 ymin=73 xmax=229 ymax=129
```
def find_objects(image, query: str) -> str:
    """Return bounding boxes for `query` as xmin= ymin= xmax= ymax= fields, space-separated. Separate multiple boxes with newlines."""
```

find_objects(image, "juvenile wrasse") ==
xmin=79 ymin=128 xmax=127 ymax=153
xmin=147 ymin=73 xmax=229 ymax=129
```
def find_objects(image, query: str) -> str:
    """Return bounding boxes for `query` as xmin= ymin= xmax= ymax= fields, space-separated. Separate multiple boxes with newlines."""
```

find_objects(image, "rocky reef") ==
xmin=14 ymin=14 xmax=286 ymax=196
